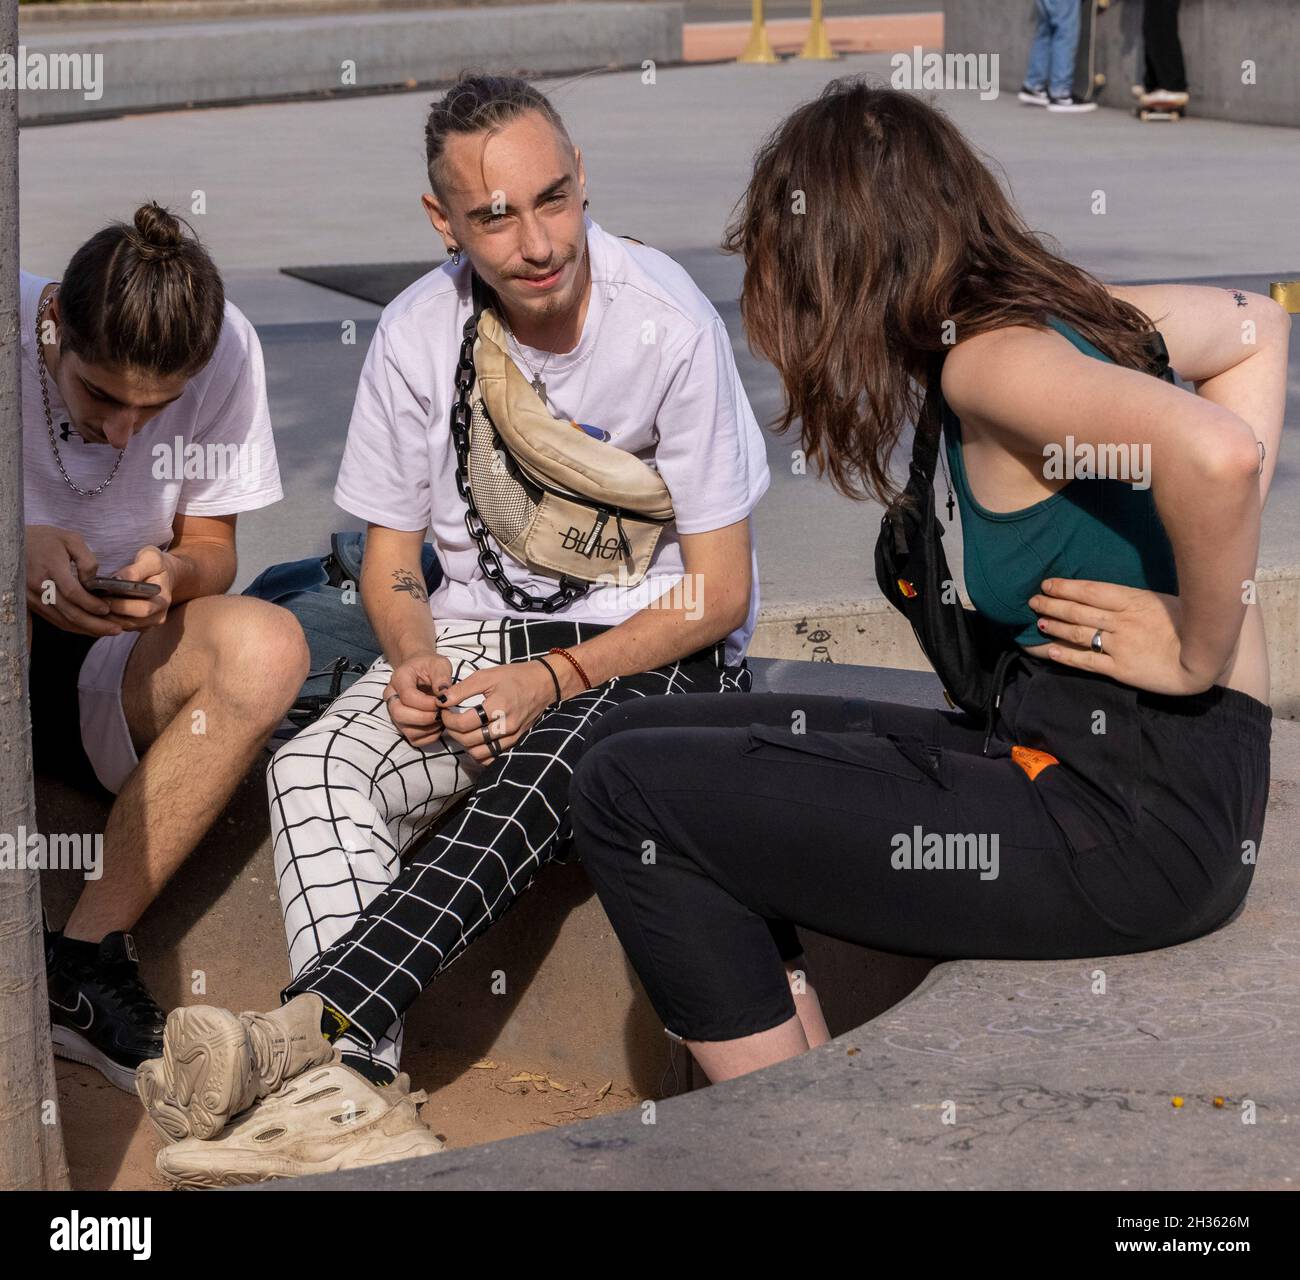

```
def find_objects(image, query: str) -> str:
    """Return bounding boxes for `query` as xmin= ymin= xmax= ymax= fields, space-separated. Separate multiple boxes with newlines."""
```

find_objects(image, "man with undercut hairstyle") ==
xmin=137 ymin=73 xmax=807 ymax=1186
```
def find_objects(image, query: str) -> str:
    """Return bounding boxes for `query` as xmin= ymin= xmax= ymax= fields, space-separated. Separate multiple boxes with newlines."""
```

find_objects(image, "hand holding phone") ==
xmin=86 ymin=576 xmax=163 ymax=599
xmin=24 ymin=524 xmax=122 ymax=637
xmin=99 ymin=546 xmax=175 ymax=631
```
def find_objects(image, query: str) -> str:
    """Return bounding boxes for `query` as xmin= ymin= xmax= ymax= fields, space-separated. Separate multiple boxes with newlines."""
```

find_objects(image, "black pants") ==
xmin=1143 ymin=0 xmax=1187 ymax=93
xmin=569 ymin=655 xmax=1270 ymax=1042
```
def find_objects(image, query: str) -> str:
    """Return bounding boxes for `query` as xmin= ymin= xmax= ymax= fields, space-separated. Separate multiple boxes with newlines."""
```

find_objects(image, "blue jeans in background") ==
xmin=1025 ymin=0 xmax=1082 ymax=99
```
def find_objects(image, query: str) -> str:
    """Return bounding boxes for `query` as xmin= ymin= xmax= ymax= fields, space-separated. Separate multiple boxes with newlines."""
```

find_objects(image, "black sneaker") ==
xmin=47 ymin=931 xmax=166 ymax=1092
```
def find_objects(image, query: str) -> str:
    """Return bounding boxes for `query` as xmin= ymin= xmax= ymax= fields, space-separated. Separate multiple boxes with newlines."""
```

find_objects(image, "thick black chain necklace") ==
xmin=450 ymin=308 xmax=589 ymax=614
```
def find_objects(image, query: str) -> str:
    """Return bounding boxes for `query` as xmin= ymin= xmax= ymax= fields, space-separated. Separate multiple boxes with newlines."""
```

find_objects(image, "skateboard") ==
xmin=1136 ymin=105 xmax=1184 ymax=121
xmin=1073 ymin=0 xmax=1112 ymax=103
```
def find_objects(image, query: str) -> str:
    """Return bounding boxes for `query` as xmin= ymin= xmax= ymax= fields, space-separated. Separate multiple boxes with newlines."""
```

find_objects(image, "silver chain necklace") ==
xmin=502 ymin=324 xmax=555 ymax=406
xmin=501 ymin=260 xmax=603 ymax=407
xmin=36 ymin=290 xmax=126 ymax=498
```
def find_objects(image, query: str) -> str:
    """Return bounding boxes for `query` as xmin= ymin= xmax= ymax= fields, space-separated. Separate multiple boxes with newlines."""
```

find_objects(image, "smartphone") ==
xmin=85 ymin=576 xmax=162 ymax=599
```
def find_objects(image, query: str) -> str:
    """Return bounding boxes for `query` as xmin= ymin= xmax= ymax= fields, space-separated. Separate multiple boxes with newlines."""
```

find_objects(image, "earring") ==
xmin=449 ymin=246 xmax=461 ymax=265
xmin=582 ymin=198 xmax=589 ymax=210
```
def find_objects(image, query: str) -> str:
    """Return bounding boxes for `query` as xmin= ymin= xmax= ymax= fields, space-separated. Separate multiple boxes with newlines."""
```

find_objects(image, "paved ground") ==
xmin=17 ymin=52 xmax=1300 ymax=604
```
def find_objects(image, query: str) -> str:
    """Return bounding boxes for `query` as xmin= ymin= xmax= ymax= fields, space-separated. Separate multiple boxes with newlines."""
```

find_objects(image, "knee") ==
xmin=574 ymin=732 xmax=631 ymax=802
xmin=210 ymin=599 xmax=310 ymax=728
xmin=571 ymin=734 xmax=655 ymax=859
xmin=585 ymin=695 xmax=672 ymax=753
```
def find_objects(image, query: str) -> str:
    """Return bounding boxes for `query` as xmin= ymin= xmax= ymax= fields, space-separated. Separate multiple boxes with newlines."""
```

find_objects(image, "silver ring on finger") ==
xmin=1091 ymin=628 xmax=1105 ymax=655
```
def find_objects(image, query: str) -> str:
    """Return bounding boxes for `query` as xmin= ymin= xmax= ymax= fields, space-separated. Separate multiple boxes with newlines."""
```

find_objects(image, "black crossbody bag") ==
xmin=874 ymin=331 xmax=1176 ymax=724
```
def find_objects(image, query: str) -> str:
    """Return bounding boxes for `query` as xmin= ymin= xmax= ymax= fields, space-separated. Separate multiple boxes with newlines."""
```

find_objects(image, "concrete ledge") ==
xmin=15 ymin=2 xmax=683 ymax=122
xmin=38 ymin=658 xmax=1297 ymax=1187
xmin=943 ymin=0 xmax=1300 ymax=127
xmin=266 ymin=720 xmax=1300 ymax=1191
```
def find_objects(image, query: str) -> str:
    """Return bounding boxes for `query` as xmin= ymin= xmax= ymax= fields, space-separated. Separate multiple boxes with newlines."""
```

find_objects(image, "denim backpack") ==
xmin=242 ymin=531 xmax=442 ymax=738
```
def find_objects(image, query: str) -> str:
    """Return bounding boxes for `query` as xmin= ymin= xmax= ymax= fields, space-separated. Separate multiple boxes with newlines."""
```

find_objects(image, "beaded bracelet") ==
xmin=535 ymin=656 xmax=564 ymax=707
xmin=547 ymin=646 xmax=591 ymax=692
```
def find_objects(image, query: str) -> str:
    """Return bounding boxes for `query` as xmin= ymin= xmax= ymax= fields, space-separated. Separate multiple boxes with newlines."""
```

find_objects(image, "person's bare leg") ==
xmin=785 ymin=956 xmax=831 ymax=1048
xmin=682 ymin=958 xmax=831 ymax=1084
xmin=62 ymin=596 xmax=309 ymax=942
xmin=686 ymin=1016 xmax=810 ymax=1084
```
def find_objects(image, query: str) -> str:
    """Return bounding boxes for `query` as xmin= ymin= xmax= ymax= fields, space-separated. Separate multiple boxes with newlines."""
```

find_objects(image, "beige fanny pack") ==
xmin=450 ymin=283 xmax=675 ymax=613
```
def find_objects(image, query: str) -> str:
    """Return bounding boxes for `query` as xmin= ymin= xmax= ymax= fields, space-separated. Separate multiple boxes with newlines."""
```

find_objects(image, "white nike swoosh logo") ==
xmin=51 ymin=990 xmax=94 ymax=1032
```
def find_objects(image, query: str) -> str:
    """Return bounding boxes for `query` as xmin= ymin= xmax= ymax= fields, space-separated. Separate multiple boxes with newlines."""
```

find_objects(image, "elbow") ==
xmin=1201 ymin=438 xmax=1262 ymax=494
xmin=700 ymin=586 xmax=750 ymax=642
xmin=1260 ymin=294 xmax=1292 ymax=346
xmin=1192 ymin=410 xmax=1262 ymax=493
xmin=719 ymin=588 xmax=752 ymax=639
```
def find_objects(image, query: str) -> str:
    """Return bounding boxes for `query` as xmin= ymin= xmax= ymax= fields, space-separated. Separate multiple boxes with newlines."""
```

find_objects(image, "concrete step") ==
xmin=276 ymin=721 xmax=1300 ymax=1191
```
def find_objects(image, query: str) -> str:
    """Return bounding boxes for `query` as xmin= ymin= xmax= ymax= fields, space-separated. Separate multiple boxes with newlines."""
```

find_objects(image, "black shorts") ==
xmin=28 ymin=612 xmax=115 ymax=796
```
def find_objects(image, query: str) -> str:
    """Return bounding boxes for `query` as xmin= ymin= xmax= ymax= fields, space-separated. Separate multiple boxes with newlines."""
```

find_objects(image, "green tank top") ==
xmin=942 ymin=315 xmax=1179 ymax=647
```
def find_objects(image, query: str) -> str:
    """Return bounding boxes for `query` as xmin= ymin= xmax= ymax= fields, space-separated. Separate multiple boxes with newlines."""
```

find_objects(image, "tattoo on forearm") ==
xmin=391 ymin=568 xmax=428 ymax=602
xmin=1231 ymin=290 xmax=1248 ymax=307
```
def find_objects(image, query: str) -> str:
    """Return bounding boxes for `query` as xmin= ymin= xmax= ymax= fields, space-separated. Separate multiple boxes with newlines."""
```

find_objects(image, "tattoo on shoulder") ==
xmin=1230 ymin=290 xmax=1248 ymax=307
xmin=391 ymin=568 xmax=428 ymax=602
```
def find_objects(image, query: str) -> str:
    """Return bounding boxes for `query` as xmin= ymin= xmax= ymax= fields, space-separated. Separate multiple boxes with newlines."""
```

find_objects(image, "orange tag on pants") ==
xmin=1011 ymin=745 xmax=1059 ymax=781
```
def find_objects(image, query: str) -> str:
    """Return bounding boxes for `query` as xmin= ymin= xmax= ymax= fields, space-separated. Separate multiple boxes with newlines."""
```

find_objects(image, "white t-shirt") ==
xmin=21 ymin=270 xmax=283 ymax=578
xmin=334 ymin=215 xmax=771 ymax=662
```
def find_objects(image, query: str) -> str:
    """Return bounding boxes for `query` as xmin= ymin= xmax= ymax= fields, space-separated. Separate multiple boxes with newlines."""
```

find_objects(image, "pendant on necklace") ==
xmin=531 ymin=375 xmax=546 ymax=403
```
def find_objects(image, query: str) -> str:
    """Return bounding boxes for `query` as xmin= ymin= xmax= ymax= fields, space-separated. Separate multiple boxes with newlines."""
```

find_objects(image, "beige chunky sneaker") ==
xmin=154 ymin=1057 xmax=446 ymax=1188
xmin=136 ymin=992 xmax=335 ymax=1143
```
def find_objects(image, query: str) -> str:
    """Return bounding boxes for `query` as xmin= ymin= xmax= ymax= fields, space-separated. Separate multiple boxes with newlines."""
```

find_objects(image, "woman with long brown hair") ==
xmin=568 ymin=79 xmax=1288 ymax=1083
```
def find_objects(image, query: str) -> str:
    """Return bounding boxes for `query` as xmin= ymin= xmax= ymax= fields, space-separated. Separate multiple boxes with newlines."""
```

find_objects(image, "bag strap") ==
xmin=448 ymin=272 xmax=591 ymax=614
xmin=909 ymin=325 xmax=1171 ymax=487
xmin=470 ymin=268 xmax=499 ymax=321
xmin=908 ymin=351 xmax=948 ymax=486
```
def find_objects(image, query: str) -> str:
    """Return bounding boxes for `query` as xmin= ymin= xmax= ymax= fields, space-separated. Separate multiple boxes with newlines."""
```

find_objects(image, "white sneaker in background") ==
xmin=1139 ymin=88 xmax=1190 ymax=110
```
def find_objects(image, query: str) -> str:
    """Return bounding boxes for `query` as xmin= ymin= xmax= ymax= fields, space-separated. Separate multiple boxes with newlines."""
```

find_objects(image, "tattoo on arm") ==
xmin=1231 ymin=290 xmax=1248 ymax=307
xmin=391 ymin=568 xmax=428 ymax=602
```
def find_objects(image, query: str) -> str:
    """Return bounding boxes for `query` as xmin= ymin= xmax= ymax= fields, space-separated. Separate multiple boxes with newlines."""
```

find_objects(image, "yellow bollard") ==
xmin=1270 ymin=281 xmax=1300 ymax=313
xmin=738 ymin=0 xmax=778 ymax=63
xmin=798 ymin=0 xmax=837 ymax=61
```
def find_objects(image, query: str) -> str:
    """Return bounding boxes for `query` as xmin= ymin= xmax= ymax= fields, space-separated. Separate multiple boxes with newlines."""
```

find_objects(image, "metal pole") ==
xmin=738 ymin=0 xmax=777 ymax=64
xmin=1269 ymin=281 xmax=1300 ymax=313
xmin=798 ymin=0 xmax=837 ymax=61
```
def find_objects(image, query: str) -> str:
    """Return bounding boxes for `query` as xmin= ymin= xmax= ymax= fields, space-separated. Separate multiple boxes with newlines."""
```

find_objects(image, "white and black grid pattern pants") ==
xmin=267 ymin=616 xmax=750 ymax=1074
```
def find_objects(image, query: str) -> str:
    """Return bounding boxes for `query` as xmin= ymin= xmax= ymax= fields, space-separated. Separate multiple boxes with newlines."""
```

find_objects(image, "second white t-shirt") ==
xmin=334 ymin=214 xmax=771 ymax=662
xmin=21 ymin=270 xmax=283 ymax=578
